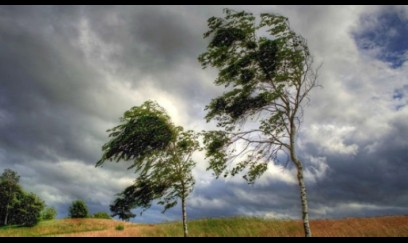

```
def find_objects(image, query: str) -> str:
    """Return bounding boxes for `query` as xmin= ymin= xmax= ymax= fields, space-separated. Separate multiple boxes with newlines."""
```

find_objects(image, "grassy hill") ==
xmin=1 ymin=216 xmax=408 ymax=237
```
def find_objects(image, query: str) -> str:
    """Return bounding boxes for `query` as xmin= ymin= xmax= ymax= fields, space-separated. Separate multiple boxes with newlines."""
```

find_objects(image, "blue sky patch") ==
xmin=393 ymin=89 xmax=404 ymax=100
xmin=392 ymin=85 xmax=408 ymax=110
xmin=354 ymin=9 xmax=408 ymax=68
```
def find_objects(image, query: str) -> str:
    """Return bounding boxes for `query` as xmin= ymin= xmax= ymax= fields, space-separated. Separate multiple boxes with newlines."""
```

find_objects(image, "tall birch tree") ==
xmin=198 ymin=9 xmax=318 ymax=237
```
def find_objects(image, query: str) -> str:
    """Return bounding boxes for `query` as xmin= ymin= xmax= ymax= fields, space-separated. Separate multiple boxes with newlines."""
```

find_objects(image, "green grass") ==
xmin=0 ymin=219 xmax=116 ymax=237
xmin=138 ymin=217 xmax=295 ymax=237
xmin=115 ymin=224 xmax=125 ymax=231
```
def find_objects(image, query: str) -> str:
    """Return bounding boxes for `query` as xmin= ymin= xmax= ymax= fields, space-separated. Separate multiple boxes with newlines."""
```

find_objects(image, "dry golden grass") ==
xmin=1 ymin=215 xmax=408 ymax=237
xmin=310 ymin=216 xmax=408 ymax=237
xmin=137 ymin=215 xmax=408 ymax=237
xmin=61 ymin=223 xmax=157 ymax=237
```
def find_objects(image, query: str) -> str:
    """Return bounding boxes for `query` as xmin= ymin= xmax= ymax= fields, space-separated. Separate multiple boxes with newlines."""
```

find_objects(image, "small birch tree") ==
xmin=97 ymin=101 xmax=199 ymax=237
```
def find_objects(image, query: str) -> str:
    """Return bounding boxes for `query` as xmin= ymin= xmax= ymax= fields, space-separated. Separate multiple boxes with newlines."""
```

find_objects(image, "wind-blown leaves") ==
xmin=96 ymin=100 xmax=175 ymax=169
xmin=97 ymin=101 xmax=200 ymax=237
xmin=199 ymin=8 xmax=317 ymax=183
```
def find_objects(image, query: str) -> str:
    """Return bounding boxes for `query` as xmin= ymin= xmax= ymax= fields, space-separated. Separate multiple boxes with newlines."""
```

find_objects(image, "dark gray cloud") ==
xmin=0 ymin=5 xmax=408 ymax=223
xmin=303 ymin=119 xmax=408 ymax=218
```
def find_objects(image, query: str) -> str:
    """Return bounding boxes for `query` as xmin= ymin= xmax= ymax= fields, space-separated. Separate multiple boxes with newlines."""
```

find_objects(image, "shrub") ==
xmin=41 ymin=207 xmax=57 ymax=220
xmin=68 ymin=200 xmax=89 ymax=218
xmin=93 ymin=212 xmax=111 ymax=219
xmin=115 ymin=224 xmax=125 ymax=231
xmin=10 ymin=192 xmax=45 ymax=227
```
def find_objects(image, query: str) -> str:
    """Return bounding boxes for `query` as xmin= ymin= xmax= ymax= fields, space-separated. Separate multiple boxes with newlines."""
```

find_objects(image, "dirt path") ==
xmin=59 ymin=224 xmax=156 ymax=237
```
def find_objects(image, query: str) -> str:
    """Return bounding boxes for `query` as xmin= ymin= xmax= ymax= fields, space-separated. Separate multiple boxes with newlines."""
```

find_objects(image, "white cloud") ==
xmin=189 ymin=196 xmax=228 ymax=210
xmin=304 ymin=156 xmax=329 ymax=184
xmin=305 ymin=124 xmax=359 ymax=155
xmin=255 ymin=164 xmax=297 ymax=186
xmin=311 ymin=202 xmax=406 ymax=218
xmin=76 ymin=17 xmax=122 ymax=75
xmin=19 ymin=159 xmax=134 ymax=207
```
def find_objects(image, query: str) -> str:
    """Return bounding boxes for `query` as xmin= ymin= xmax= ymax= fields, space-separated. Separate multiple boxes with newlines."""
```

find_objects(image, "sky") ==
xmin=0 ymin=5 xmax=408 ymax=223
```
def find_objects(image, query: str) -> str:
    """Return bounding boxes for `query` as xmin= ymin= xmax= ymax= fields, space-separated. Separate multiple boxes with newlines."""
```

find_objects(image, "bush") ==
xmin=93 ymin=212 xmax=111 ymax=219
xmin=68 ymin=200 xmax=89 ymax=218
xmin=9 ymin=192 xmax=45 ymax=227
xmin=41 ymin=207 xmax=57 ymax=220
xmin=115 ymin=224 xmax=125 ymax=231
xmin=0 ymin=169 xmax=45 ymax=227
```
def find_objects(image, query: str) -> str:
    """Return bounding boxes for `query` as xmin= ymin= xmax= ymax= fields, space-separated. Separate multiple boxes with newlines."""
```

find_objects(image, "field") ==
xmin=0 ymin=216 xmax=408 ymax=237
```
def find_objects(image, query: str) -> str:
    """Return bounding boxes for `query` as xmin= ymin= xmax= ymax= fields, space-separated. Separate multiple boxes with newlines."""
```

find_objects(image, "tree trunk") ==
xmin=4 ymin=190 xmax=11 ymax=226
xmin=4 ymin=208 xmax=8 ymax=226
xmin=291 ymin=155 xmax=312 ymax=237
xmin=181 ymin=195 xmax=188 ymax=237
xmin=295 ymin=162 xmax=312 ymax=237
xmin=290 ymin=121 xmax=312 ymax=237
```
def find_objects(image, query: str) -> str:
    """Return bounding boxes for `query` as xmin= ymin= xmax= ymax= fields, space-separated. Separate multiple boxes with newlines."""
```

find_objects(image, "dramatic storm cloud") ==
xmin=0 ymin=5 xmax=407 ymax=222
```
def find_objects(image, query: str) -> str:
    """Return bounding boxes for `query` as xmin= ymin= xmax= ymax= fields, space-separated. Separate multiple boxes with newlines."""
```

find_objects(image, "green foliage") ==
xmin=0 ymin=169 xmax=45 ymax=227
xmin=9 ymin=192 xmax=45 ymax=227
xmin=98 ymin=101 xmax=200 ymax=237
xmin=0 ymin=169 xmax=21 ymax=225
xmin=109 ymin=127 xmax=199 ymax=216
xmin=109 ymin=196 xmax=136 ymax=221
xmin=96 ymin=100 xmax=175 ymax=169
xmin=110 ymin=176 xmax=165 ymax=220
xmin=68 ymin=200 xmax=89 ymax=218
xmin=92 ymin=212 xmax=111 ymax=219
xmin=202 ymin=131 xmax=228 ymax=177
xmin=115 ymin=224 xmax=125 ymax=231
xmin=0 ymin=178 xmax=20 ymax=226
xmin=198 ymin=8 xmax=317 ymax=183
xmin=107 ymin=126 xmax=200 ymax=217
xmin=41 ymin=207 xmax=57 ymax=221
xmin=0 ymin=169 xmax=20 ymax=184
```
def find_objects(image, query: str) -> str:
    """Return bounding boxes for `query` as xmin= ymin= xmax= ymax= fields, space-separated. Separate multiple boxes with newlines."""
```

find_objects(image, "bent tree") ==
xmin=198 ymin=9 xmax=318 ymax=237
xmin=96 ymin=101 xmax=199 ymax=237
